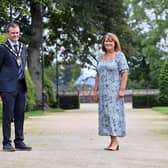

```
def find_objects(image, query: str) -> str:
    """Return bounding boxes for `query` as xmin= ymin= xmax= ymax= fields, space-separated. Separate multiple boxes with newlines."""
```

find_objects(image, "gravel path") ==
xmin=0 ymin=103 xmax=168 ymax=168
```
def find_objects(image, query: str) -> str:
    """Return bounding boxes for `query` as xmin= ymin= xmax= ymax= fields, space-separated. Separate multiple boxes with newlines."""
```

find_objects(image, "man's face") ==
xmin=7 ymin=26 xmax=20 ymax=43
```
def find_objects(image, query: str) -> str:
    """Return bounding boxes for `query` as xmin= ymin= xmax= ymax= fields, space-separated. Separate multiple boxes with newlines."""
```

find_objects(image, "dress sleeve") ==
xmin=117 ymin=51 xmax=129 ymax=73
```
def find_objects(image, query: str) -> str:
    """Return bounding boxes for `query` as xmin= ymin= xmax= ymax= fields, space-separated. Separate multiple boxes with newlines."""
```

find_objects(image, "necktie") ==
xmin=18 ymin=65 xmax=23 ymax=79
xmin=13 ymin=44 xmax=23 ymax=79
xmin=13 ymin=44 xmax=18 ymax=53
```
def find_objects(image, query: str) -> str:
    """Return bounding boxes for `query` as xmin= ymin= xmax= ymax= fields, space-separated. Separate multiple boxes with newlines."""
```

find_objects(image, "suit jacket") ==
xmin=0 ymin=40 xmax=27 ymax=92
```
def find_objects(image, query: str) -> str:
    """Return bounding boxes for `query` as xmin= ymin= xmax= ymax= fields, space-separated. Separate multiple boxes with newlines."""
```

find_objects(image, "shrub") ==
xmin=0 ymin=33 xmax=7 ymax=43
xmin=132 ymin=95 xmax=159 ymax=108
xmin=158 ymin=57 xmax=168 ymax=106
xmin=59 ymin=94 xmax=80 ymax=109
xmin=44 ymin=74 xmax=56 ymax=107
xmin=25 ymin=70 xmax=36 ymax=111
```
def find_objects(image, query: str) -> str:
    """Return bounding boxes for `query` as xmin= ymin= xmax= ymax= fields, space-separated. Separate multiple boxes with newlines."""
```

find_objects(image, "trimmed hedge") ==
xmin=59 ymin=95 xmax=80 ymax=109
xmin=132 ymin=95 xmax=159 ymax=108
xmin=158 ymin=57 xmax=168 ymax=105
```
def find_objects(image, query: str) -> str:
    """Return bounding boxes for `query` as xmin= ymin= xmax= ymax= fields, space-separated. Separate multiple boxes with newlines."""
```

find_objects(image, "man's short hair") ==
xmin=6 ymin=22 xmax=20 ymax=33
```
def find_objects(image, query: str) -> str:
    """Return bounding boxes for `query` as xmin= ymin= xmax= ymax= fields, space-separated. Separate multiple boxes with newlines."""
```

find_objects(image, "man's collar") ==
xmin=7 ymin=39 xmax=19 ymax=47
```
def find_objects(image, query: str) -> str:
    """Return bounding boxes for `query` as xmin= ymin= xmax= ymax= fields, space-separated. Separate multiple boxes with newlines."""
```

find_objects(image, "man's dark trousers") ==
xmin=1 ymin=80 xmax=26 ymax=146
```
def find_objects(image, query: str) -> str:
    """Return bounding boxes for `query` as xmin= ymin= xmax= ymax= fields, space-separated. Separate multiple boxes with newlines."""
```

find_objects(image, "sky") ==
xmin=75 ymin=68 xmax=96 ymax=86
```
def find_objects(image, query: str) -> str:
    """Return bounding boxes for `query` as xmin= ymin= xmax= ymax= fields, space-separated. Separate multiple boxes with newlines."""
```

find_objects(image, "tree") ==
xmin=0 ymin=0 xmax=47 ymax=102
xmin=45 ymin=62 xmax=81 ymax=91
xmin=125 ymin=0 xmax=168 ymax=88
xmin=28 ymin=1 xmax=43 ymax=100
xmin=0 ymin=0 xmax=136 ymax=105
xmin=59 ymin=63 xmax=81 ymax=91
xmin=46 ymin=0 xmax=135 ymax=68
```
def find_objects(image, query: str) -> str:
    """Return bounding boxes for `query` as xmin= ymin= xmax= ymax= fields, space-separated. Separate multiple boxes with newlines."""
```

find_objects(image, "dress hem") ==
xmin=98 ymin=133 xmax=126 ymax=137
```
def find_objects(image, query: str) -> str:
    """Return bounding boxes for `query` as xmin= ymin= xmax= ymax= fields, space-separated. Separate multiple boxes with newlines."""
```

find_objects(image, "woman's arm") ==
xmin=119 ymin=72 xmax=128 ymax=98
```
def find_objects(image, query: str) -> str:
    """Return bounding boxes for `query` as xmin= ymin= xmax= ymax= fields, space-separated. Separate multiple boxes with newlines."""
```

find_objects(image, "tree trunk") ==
xmin=28 ymin=2 xmax=43 ymax=103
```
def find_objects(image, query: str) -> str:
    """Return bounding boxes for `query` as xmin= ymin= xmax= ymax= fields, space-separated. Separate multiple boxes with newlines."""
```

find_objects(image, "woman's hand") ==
xmin=118 ymin=89 xmax=125 ymax=98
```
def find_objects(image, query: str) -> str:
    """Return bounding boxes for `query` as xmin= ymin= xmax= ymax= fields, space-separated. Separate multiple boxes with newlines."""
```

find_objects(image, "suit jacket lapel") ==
xmin=6 ymin=40 xmax=13 ymax=49
xmin=4 ymin=40 xmax=23 ymax=66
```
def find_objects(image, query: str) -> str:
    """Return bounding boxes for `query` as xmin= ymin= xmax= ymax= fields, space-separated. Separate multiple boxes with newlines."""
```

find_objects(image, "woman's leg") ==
xmin=105 ymin=136 xmax=119 ymax=150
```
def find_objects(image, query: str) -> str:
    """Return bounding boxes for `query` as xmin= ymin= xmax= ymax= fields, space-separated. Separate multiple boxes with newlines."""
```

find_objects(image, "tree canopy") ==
xmin=126 ymin=0 xmax=168 ymax=89
xmin=2 ymin=0 xmax=135 ymax=100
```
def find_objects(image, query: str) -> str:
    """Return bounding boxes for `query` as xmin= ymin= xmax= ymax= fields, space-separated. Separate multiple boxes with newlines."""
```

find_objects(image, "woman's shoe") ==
xmin=104 ymin=145 xmax=119 ymax=151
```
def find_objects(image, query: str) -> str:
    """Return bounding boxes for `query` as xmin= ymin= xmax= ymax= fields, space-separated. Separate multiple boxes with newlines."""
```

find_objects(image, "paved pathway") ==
xmin=0 ymin=103 xmax=168 ymax=168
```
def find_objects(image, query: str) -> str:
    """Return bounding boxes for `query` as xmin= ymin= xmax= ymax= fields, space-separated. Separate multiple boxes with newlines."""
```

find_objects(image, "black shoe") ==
xmin=3 ymin=144 xmax=15 ymax=152
xmin=15 ymin=142 xmax=32 ymax=151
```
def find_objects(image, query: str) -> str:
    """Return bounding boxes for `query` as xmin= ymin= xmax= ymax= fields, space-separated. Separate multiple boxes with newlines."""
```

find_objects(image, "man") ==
xmin=0 ymin=22 xmax=32 ymax=151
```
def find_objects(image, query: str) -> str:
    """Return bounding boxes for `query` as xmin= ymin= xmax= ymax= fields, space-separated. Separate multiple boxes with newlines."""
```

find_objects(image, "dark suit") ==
xmin=0 ymin=40 xmax=27 ymax=146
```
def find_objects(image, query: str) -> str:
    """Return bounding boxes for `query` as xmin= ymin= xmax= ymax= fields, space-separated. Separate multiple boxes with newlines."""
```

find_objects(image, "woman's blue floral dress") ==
xmin=97 ymin=51 xmax=129 ymax=137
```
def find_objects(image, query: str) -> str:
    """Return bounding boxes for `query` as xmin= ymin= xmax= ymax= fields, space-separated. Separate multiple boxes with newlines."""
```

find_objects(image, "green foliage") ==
xmin=46 ymin=0 xmax=134 ymax=68
xmin=0 ymin=2 xmax=9 ymax=27
xmin=59 ymin=63 xmax=81 ymax=91
xmin=45 ymin=62 xmax=81 ymax=91
xmin=0 ymin=32 xmax=7 ymax=43
xmin=44 ymin=74 xmax=56 ymax=106
xmin=127 ymin=54 xmax=151 ymax=89
xmin=25 ymin=70 xmax=36 ymax=111
xmin=125 ymin=0 xmax=168 ymax=89
xmin=158 ymin=56 xmax=168 ymax=105
xmin=0 ymin=0 xmax=135 ymax=97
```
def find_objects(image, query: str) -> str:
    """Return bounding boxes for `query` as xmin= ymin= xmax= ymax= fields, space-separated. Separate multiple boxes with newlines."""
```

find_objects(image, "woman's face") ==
xmin=104 ymin=38 xmax=115 ymax=52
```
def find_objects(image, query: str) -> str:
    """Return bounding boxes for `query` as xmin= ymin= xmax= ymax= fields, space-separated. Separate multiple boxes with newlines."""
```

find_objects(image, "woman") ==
xmin=93 ymin=32 xmax=129 ymax=151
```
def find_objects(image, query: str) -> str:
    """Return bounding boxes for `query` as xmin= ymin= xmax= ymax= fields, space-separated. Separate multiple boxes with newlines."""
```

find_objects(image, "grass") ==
xmin=25 ymin=108 xmax=64 ymax=119
xmin=0 ymin=107 xmax=64 ymax=125
xmin=25 ymin=110 xmax=46 ymax=119
xmin=152 ymin=107 xmax=168 ymax=114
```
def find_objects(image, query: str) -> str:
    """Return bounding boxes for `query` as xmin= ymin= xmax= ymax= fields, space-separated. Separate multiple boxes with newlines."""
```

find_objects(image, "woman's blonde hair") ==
xmin=101 ymin=32 xmax=121 ymax=52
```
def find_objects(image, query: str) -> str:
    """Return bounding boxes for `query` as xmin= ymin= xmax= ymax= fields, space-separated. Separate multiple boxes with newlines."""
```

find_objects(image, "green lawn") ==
xmin=152 ymin=107 xmax=168 ymax=114
xmin=25 ymin=108 xmax=64 ymax=118
xmin=0 ymin=106 xmax=64 ymax=125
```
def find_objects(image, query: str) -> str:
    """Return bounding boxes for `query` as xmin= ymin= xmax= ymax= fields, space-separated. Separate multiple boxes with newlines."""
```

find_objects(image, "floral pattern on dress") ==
xmin=97 ymin=51 xmax=129 ymax=137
